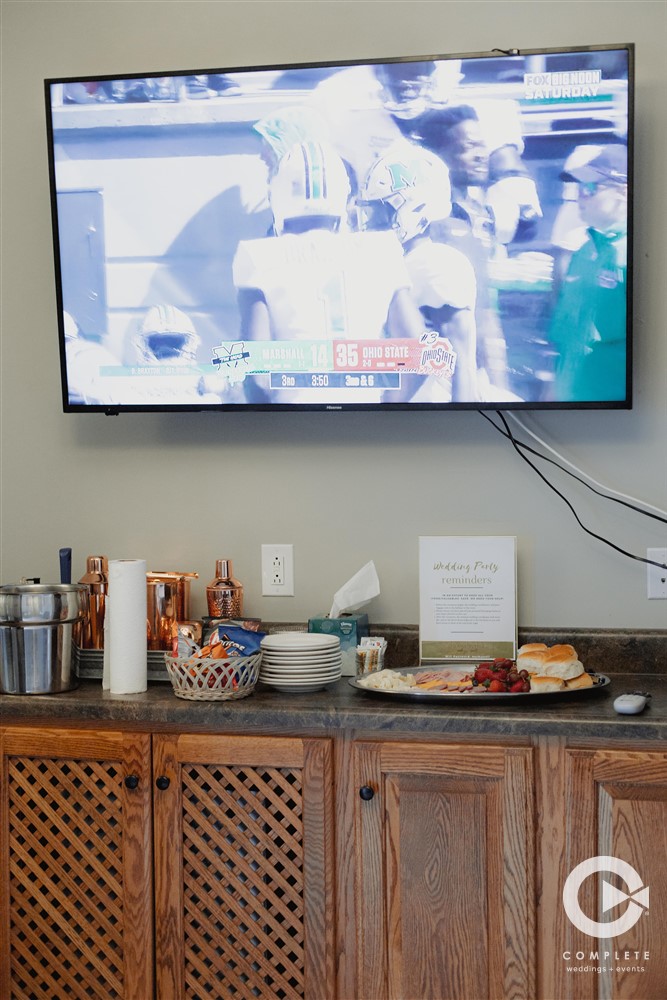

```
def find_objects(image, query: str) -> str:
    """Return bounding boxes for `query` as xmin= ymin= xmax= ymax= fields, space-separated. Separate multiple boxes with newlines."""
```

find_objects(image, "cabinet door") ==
xmin=353 ymin=741 xmax=535 ymax=1000
xmin=542 ymin=745 xmax=667 ymax=1000
xmin=0 ymin=726 xmax=153 ymax=1000
xmin=153 ymin=733 xmax=336 ymax=1000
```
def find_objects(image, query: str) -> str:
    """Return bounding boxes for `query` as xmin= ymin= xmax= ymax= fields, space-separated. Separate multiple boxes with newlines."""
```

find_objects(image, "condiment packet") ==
xmin=356 ymin=636 xmax=387 ymax=677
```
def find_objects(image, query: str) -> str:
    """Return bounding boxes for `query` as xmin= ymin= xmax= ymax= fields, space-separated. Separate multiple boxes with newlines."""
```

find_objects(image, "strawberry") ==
xmin=488 ymin=678 xmax=507 ymax=693
xmin=474 ymin=665 xmax=495 ymax=683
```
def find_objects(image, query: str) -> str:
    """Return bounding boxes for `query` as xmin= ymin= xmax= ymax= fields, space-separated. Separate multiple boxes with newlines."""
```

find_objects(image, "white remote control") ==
xmin=613 ymin=693 xmax=650 ymax=715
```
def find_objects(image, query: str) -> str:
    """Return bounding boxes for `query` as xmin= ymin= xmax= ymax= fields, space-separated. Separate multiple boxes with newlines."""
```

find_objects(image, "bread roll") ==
xmin=540 ymin=647 xmax=584 ymax=680
xmin=546 ymin=643 xmax=578 ymax=660
xmin=517 ymin=643 xmax=548 ymax=669
xmin=530 ymin=675 xmax=565 ymax=693
xmin=518 ymin=642 xmax=582 ymax=677
xmin=565 ymin=672 xmax=594 ymax=690
xmin=516 ymin=649 xmax=547 ymax=674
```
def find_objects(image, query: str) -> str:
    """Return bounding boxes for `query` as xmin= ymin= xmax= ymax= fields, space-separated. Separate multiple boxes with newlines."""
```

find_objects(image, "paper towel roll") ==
xmin=108 ymin=559 xmax=147 ymax=694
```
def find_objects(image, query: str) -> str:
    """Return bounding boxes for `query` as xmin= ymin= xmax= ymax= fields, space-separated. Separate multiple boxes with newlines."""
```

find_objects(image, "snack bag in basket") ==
xmin=200 ymin=623 xmax=266 ymax=659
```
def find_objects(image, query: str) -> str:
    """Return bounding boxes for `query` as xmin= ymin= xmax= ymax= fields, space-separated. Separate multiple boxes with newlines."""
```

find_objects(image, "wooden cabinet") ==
xmin=537 ymin=741 xmax=667 ymax=1000
xmin=350 ymin=740 xmax=535 ymax=1000
xmin=0 ymin=727 xmax=154 ymax=999
xmin=0 ymin=727 xmax=335 ymax=1000
xmin=152 ymin=733 xmax=335 ymax=999
xmin=3 ymin=722 xmax=667 ymax=1000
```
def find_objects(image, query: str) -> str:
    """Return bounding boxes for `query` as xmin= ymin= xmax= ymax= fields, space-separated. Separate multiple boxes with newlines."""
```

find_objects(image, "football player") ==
xmin=232 ymin=141 xmax=425 ymax=404
xmin=119 ymin=304 xmax=220 ymax=405
xmin=63 ymin=311 xmax=121 ymax=406
xmin=421 ymin=105 xmax=513 ymax=395
xmin=358 ymin=141 xmax=480 ymax=403
xmin=311 ymin=58 xmax=541 ymax=247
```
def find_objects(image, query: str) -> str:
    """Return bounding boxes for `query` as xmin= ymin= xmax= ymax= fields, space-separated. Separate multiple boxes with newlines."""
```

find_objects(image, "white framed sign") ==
xmin=419 ymin=536 xmax=517 ymax=662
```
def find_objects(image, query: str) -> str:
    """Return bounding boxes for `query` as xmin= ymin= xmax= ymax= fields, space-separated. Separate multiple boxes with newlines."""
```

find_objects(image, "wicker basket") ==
xmin=164 ymin=652 xmax=261 ymax=701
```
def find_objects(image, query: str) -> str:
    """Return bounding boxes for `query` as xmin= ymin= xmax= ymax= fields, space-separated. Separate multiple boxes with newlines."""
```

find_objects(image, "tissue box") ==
xmin=308 ymin=614 xmax=369 ymax=676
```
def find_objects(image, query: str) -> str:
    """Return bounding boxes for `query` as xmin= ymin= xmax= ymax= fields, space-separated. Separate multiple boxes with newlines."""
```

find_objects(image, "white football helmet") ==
xmin=358 ymin=143 xmax=452 ymax=243
xmin=134 ymin=305 xmax=200 ymax=364
xmin=374 ymin=60 xmax=464 ymax=119
xmin=374 ymin=61 xmax=436 ymax=120
xmin=269 ymin=141 xmax=351 ymax=235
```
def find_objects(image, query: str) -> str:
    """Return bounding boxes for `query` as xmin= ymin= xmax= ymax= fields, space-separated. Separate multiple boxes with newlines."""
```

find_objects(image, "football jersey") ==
xmin=403 ymin=240 xmax=477 ymax=404
xmin=404 ymin=240 xmax=477 ymax=312
xmin=232 ymin=227 xmax=415 ymax=404
xmin=233 ymin=228 xmax=410 ymax=340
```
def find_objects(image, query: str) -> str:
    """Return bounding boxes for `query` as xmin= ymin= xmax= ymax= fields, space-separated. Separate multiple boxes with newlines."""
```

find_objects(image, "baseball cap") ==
xmin=561 ymin=145 xmax=628 ymax=185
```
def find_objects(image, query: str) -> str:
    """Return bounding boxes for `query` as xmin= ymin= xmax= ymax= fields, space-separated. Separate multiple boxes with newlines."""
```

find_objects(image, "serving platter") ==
xmin=349 ymin=667 xmax=611 ymax=702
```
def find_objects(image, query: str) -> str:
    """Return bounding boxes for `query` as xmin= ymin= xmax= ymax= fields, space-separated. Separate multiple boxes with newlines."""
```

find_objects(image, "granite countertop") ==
xmin=1 ymin=673 xmax=666 ymax=741
xmin=2 ymin=627 xmax=665 ymax=741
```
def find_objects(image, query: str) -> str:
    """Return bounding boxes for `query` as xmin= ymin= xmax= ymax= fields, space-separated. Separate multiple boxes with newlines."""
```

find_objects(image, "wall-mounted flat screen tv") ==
xmin=45 ymin=43 xmax=633 ymax=412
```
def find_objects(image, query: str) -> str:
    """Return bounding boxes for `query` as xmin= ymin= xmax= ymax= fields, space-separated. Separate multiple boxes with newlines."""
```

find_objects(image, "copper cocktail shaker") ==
xmin=206 ymin=560 xmax=244 ymax=618
xmin=78 ymin=556 xmax=108 ymax=649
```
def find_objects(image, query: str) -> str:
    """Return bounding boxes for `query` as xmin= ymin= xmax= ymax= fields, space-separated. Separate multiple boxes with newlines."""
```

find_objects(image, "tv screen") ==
xmin=45 ymin=43 xmax=633 ymax=412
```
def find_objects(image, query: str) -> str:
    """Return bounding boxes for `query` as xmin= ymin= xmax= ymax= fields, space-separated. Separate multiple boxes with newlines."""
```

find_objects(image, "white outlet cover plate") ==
xmin=647 ymin=548 xmax=667 ymax=599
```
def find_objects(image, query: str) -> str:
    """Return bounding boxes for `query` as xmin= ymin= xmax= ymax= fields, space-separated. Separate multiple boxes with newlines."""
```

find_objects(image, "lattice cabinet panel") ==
xmin=153 ymin=734 xmax=335 ymax=1000
xmin=0 ymin=728 xmax=153 ymax=1000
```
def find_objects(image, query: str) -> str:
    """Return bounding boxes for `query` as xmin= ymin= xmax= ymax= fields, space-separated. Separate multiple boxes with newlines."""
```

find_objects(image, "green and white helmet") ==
xmin=358 ymin=142 xmax=452 ymax=243
xmin=269 ymin=141 xmax=351 ymax=235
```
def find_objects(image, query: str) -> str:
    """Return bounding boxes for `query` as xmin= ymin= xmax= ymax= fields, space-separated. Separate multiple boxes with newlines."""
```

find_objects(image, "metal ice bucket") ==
xmin=0 ymin=583 xmax=89 ymax=694
xmin=146 ymin=571 xmax=197 ymax=651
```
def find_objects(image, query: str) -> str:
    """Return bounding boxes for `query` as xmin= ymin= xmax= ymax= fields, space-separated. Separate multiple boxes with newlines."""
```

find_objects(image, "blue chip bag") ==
xmin=202 ymin=622 xmax=266 ymax=658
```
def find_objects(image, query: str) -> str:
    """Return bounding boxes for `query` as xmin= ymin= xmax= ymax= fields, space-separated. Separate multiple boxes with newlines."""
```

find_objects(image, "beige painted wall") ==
xmin=1 ymin=0 xmax=666 ymax=629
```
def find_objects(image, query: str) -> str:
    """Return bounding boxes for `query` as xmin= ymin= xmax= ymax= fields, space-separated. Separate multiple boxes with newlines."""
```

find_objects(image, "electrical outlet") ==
xmin=271 ymin=554 xmax=285 ymax=587
xmin=647 ymin=548 xmax=667 ymax=599
xmin=261 ymin=544 xmax=294 ymax=596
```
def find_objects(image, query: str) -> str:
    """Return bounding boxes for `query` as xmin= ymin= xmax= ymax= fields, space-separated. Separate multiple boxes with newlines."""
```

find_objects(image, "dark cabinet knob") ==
xmin=155 ymin=776 xmax=170 ymax=791
xmin=124 ymin=774 xmax=139 ymax=790
xmin=359 ymin=785 xmax=375 ymax=801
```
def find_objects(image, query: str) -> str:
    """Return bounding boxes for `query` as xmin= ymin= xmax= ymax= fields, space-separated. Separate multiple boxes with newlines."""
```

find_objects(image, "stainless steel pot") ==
xmin=0 ymin=583 xmax=89 ymax=694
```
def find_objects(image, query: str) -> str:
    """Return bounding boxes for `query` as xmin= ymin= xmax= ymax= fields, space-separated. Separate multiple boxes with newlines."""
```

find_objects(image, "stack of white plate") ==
xmin=259 ymin=632 xmax=342 ymax=693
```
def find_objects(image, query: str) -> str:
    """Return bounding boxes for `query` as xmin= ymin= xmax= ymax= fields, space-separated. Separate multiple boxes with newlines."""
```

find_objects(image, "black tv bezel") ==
xmin=44 ymin=42 xmax=634 ymax=415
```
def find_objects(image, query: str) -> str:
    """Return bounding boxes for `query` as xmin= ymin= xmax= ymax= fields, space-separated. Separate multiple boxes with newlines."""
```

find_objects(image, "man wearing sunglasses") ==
xmin=549 ymin=145 xmax=628 ymax=402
